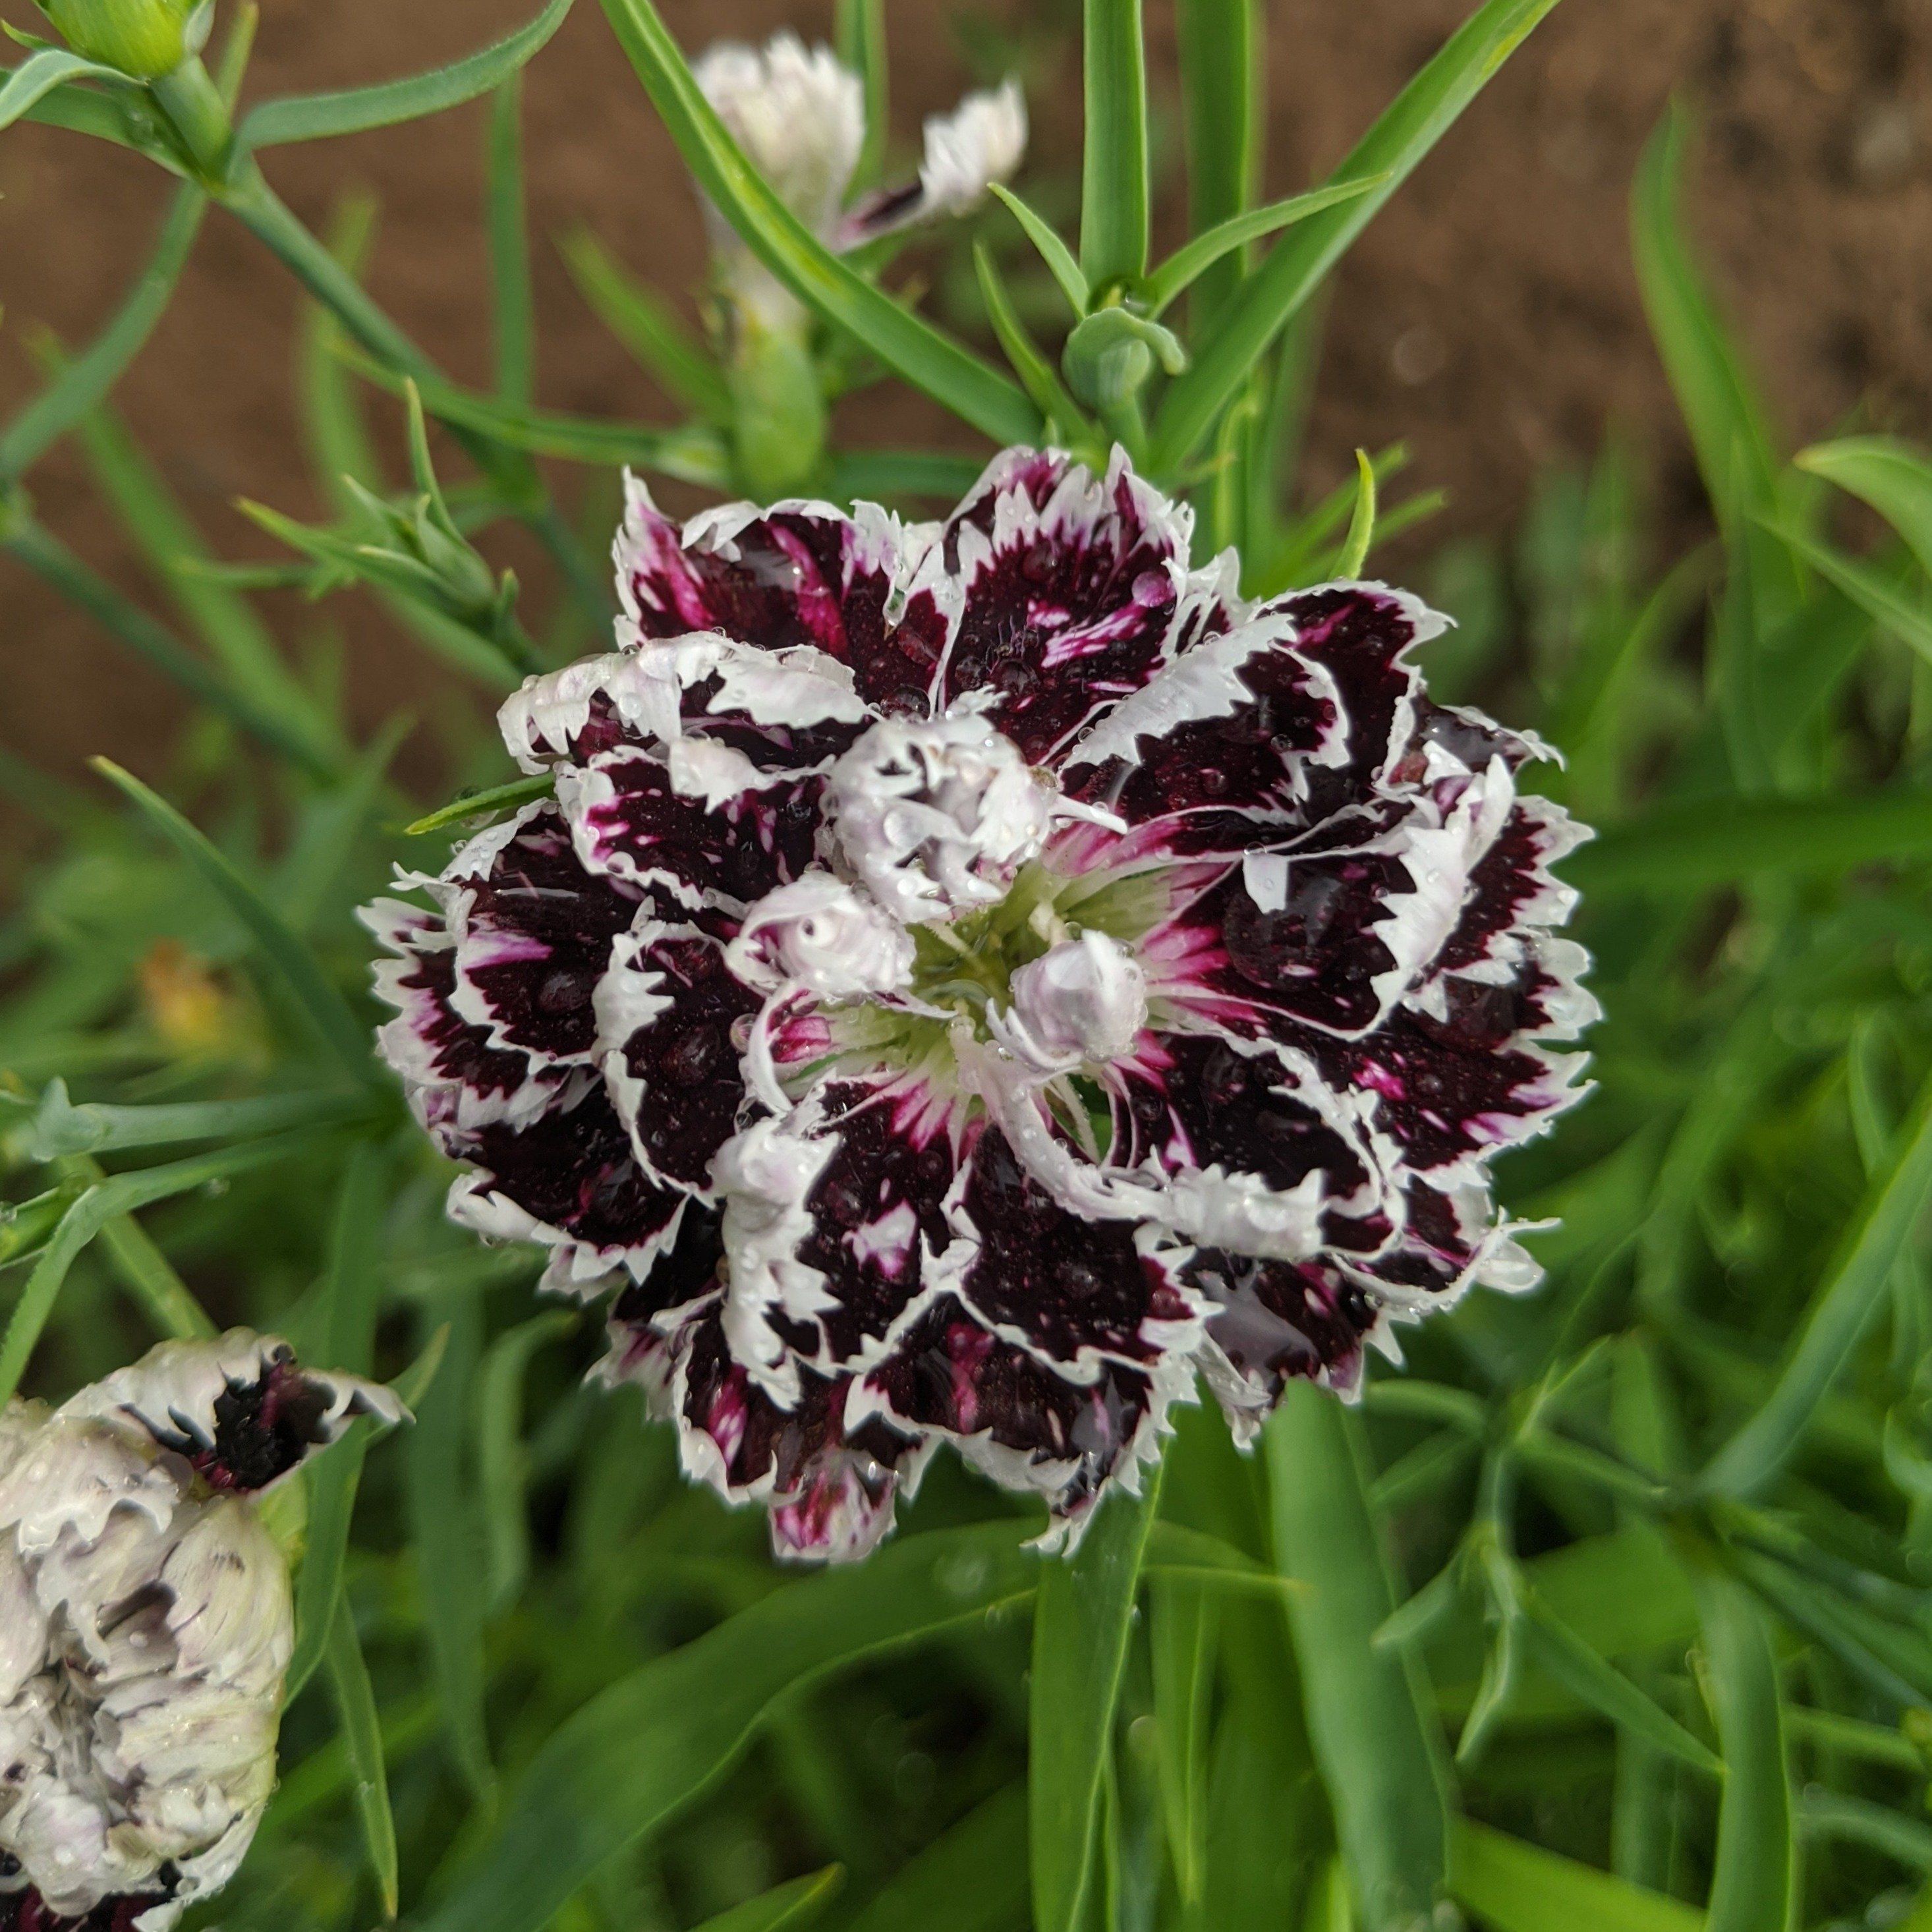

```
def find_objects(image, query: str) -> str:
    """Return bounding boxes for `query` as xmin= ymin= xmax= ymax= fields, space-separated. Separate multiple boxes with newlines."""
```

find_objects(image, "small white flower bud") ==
xmin=726 ymin=873 xmax=915 ymax=1000
xmin=911 ymin=81 xmax=1028 ymax=222
xmin=824 ymin=713 xmax=1059 ymax=924
xmin=993 ymin=931 xmax=1149 ymax=1073
xmin=692 ymin=33 xmax=864 ymax=326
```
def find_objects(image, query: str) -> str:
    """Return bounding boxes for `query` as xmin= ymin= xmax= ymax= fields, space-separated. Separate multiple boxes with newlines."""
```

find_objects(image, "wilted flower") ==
xmin=690 ymin=31 xmax=1025 ymax=327
xmin=0 ymin=1333 xmax=400 ymax=1929
xmin=367 ymin=447 xmax=1595 ymax=1562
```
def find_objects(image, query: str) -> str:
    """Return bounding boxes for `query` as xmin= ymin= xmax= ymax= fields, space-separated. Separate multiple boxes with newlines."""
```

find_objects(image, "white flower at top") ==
xmin=367 ymin=446 xmax=1596 ymax=1564
xmin=690 ymin=30 xmax=1025 ymax=324
xmin=0 ymin=1334 xmax=399 ymax=1931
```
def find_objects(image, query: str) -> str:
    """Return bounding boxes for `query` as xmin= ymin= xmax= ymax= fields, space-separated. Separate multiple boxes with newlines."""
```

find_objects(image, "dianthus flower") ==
xmin=691 ymin=31 xmax=1025 ymax=328
xmin=367 ymin=448 xmax=1595 ymax=1562
xmin=0 ymin=1333 xmax=399 ymax=1931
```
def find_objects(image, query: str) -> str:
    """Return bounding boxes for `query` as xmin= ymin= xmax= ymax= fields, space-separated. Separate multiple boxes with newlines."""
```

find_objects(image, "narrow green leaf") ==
xmin=476 ymin=1309 xmax=576 ymax=1611
xmin=414 ymin=1525 xmax=1035 ymax=1932
xmin=973 ymin=244 xmax=1091 ymax=441
xmin=825 ymin=448 xmax=990 ymax=505
xmin=240 ymin=0 xmax=573 ymax=148
xmin=988 ymin=184 xmax=1089 ymax=318
xmin=1257 ymin=438 xmax=1409 ymax=588
xmin=404 ymin=1297 xmax=495 ymax=1801
xmin=1 ymin=516 xmax=339 ymax=773
xmin=486 ymin=77 xmax=536 ymax=409
xmin=1797 ymin=435 xmax=1932 ymax=577
xmin=1153 ymin=0 xmax=1568 ymax=473
xmin=1030 ymin=1478 xmax=1162 ymax=1932
xmin=1518 ymin=1595 xmax=1722 ymax=1776
xmin=1798 ymin=1788 xmax=1932 ymax=1871
xmin=1448 ymin=1820 xmax=1703 ymax=1932
xmin=595 ymin=0 xmax=1036 ymax=447
xmin=275 ymin=718 xmax=412 ymax=935
xmin=340 ymin=345 xmax=732 ymax=482
xmin=90 ymin=759 xmax=375 ymax=1082
xmin=1728 ymin=1547 xmax=1926 ymax=1709
xmin=405 ymin=774 xmax=556 ymax=837
xmin=841 ymin=1787 xmax=1027 ymax=1932
xmin=1456 ymin=1589 xmax=1526 ymax=1767
xmin=1761 ymin=519 xmax=1932 ymax=668
xmin=1149 ymin=1579 xmax=1215 ymax=1907
xmin=288 ymin=1146 xmax=388 ymax=1701
xmin=46 ymin=1159 xmax=217 ymax=1344
xmin=1569 ymin=787 xmax=1932 ymax=895
xmin=0 ymin=1133 xmax=326 ymax=1405
xmin=1338 ymin=447 xmax=1377 ymax=578
xmin=833 ymin=0 xmax=886 ymax=190
xmin=214 ymin=1 xmax=259 ymax=106
xmin=1609 ymin=1342 xmax=1688 ymax=1890
xmin=68 ymin=393 xmax=345 ymax=771
xmin=17 ymin=1082 xmax=370 ymax=1160
xmin=1630 ymin=104 xmax=1780 ymax=538
xmin=325 ymin=1600 xmax=401 ymax=1919
xmin=0 ymin=47 xmax=123 ymax=133
xmin=1695 ymin=1570 xmax=1792 ymax=1932
xmin=691 ymin=1865 xmax=843 ymax=1932
xmin=1176 ymin=0 xmax=1260 ymax=324
xmin=17 ymin=78 xmax=166 ymax=163
xmin=1080 ymin=0 xmax=1151 ymax=287
xmin=1702 ymin=1062 xmax=1932 ymax=1498
xmin=0 ymin=185 xmax=208 ymax=484
xmin=1143 ymin=178 xmax=1384 ymax=316
xmin=558 ymin=226 xmax=731 ymax=422
xmin=1268 ymin=1386 xmax=1452 ymax=1931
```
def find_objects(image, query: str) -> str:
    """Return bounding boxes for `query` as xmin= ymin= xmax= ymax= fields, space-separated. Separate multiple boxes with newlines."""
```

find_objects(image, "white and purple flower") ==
xmin=367 ymin=447 xmax=1595 ymax=1563
xmin=0 ymin=1334 xmax=399 ymax=1932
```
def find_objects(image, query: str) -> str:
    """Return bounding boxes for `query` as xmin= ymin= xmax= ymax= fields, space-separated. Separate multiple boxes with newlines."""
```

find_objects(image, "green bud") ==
xmin=728 ymin=310 xmax=827 ymax=500
xmin=34 ymin=0 xmax=194 ymax=77
xmin=1062 ymin=309 xmax=1188 ymax=418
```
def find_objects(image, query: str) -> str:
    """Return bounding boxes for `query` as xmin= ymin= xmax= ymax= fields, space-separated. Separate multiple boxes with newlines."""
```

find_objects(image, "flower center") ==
xmin=822 ymin=712 xmax=1060 ymax=924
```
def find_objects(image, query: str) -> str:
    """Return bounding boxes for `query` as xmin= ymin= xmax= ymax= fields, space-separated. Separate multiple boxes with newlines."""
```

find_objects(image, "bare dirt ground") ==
xmin=1 ymin=0 xmax=1927 ymax=792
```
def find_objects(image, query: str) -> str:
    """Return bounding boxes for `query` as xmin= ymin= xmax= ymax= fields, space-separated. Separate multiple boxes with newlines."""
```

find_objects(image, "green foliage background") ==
xmin=5 ymin=0 xmax=1932 ymax=1928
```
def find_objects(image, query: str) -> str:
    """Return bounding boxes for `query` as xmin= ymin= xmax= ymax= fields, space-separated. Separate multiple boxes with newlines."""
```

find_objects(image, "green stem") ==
xmin=223 ymin=171 xmax=434 ymax=380
xmin=3 ymin=511 xmax=339 ymax=775
xmin=149 ymin=56 xmax=233 ymax=179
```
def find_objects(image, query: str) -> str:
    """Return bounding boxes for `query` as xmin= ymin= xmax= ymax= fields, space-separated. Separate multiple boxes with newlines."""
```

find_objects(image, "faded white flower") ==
xmin=691 ymin=30 xmax=1026 ymax=323
xmin=0 ymin=1334 xmax=400 ymax=1931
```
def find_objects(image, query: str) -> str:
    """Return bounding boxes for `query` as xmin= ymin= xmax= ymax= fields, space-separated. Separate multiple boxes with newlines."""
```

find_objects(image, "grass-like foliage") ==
xmin=4 ymin=0 xmax=1932 ymax=1927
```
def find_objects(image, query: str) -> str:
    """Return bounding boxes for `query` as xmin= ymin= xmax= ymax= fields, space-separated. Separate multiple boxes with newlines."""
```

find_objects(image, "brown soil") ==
xmin=1 ymin=0 xmax=1929 ymax=797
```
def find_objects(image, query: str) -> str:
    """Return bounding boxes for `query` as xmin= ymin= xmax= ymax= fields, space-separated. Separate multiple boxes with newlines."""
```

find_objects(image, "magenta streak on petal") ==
xmin=768 ymin=524 xmax=850 ymax=657
xmin=470 ymin=930 xmax=552 ymax=970
xmin=704 ymin=1375 xmax=749 ymax=1462
xmin=947 ymin=1321 xmax=995 ymax=1431
xmin=886 ymin=1075 xmax=957 ymax=1151
xmin=1035 ymin=596 xmax=1153 ymax=669
xmin=768 ymin=1004 xmax=834 ymax=1067
xmin=629 ymin=513 xmax=717 ymax=633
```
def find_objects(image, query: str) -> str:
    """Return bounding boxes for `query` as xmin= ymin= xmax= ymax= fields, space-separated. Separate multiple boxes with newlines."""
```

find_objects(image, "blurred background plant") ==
xmin=3 ymin=0 xmax=1932 ymax=1929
